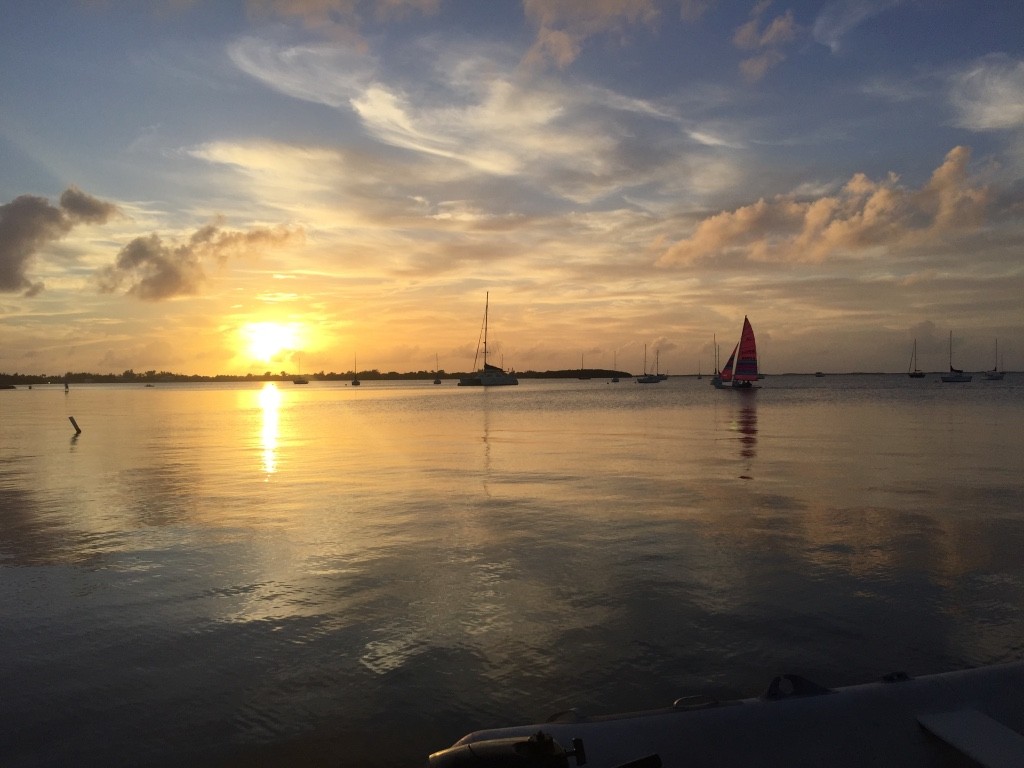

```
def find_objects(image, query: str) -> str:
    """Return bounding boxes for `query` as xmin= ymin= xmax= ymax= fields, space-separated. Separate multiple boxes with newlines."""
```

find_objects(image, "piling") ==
xmin=69 ymin=416 xmax=82 ymax=434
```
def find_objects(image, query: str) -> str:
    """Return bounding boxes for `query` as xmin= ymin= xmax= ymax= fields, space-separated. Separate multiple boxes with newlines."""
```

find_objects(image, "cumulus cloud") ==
xmin=949 ymin=54 xmax=1024 ymax=131
xmin=95 ymin=222 xmax=298 ymax=301
xmin=521 ymin=0 xmax=659 ymax=70
xmin=657 ymin=146 xmax=990 ymax=266
xmin=0 ymin=187 xmax=118 ymax=295
xmin=733 ymin=2 xmax=800 ymax=82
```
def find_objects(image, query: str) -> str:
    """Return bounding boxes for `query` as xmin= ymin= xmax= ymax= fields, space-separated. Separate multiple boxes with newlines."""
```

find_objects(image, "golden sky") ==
xmin=2 ymin=1 xmax=1022 ymax=375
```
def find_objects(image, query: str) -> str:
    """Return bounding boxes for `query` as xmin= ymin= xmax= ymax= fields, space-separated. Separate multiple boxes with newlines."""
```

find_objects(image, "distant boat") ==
xmin=351 ymin=354 xmax=361 ymax=386
xmin=293 ymin=376 xmax=309 ymax=384
xmin=636 ymin=345 xmax=660 ymax=384
xmin=578 ymin=353 xmax=590 ymax=380
xmin=458 ymin=293 xmax=518 ymax=386
xmin=610 ymin=351 xmax=619 ymax=383
xmin=434 ymin=353 xmax=442 ymax=385
xmin=714 ymin=317 xmax=758 ymax=389
xmin=907 ymin=339 xmax=926 ymax=378
xmin=815 ymin=371 xmax=825 ymax=378
xmin=983 ymin=339 xmax=1004 ymax=381
xmin=940 ymin=331 xmax=971 ymax=383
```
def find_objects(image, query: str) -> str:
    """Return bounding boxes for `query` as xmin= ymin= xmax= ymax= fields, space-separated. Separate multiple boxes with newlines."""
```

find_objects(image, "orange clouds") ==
xmin=521 ymin=0 xmax=659 ymax=70
xmin=657 ymin=146 xmax=991 ymax=266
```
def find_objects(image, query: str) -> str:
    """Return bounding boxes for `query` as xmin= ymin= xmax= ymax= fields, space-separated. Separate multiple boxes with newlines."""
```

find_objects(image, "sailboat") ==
xmin=907 ymin=339 xmax=926 ymax=378
xmin=636 ymin=345 xmax=660 ymax=383
xmin=458 ymin=293 xmax=518 ymax=386
xmin=611 ymin=351 xmax=619 ymax=383
xmin=351 ymin=354 xmax=361 ymax=386
xmin=983 ymin=339 xmax=1005 ymax=380
xmin=940 ymin=331 xmax=971 ymax=383
xmin=713 ymin=317 xmax=758 ymax=389
xmin=578 ymin=353 xmax=590 ymax=380
xmin=433 ymin=353 xmax=442 ymax=385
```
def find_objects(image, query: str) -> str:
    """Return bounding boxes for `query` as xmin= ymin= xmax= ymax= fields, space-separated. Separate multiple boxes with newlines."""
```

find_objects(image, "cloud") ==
xmin=657 ymin=146 xmax=990 ymax=266
xmin=521 ymin=0 xmax=659 ymax=70
xmin=227 ymin=36 xmax=375 ymax=108
xmin=95 ymin=222 xmax=299 ymax=301
xmin=733 ymin=3 xmax=800 ymax=82
xmin=0 ymin=187 xmax=118 ymax=295
xmin=244 ymin=0 xmax=440 ymax=42
xmin=949 ymin=54 xmax=1024 ymax=132
xmin=812 ymin=0 xmax=903 ymax=53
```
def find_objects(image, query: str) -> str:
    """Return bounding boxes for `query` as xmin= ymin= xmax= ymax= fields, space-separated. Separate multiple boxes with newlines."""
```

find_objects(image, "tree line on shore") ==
xmin=0 ymin=367 xmax=631 ymax=385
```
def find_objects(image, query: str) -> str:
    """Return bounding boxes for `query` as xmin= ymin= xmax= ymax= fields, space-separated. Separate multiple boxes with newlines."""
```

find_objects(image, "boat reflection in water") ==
xmin=736 ymin=402 xmax=758 ymax=461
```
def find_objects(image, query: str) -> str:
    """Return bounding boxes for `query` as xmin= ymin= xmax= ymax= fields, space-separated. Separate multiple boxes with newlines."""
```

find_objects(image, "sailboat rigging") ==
xmin=983 ymin=339 xmax=1005 ymax=380
xmin=636 ymin=345 xmax=660 ymax=383
xmin=940 ymin=331 xmax=971 ymax=383
xmin=458 ymin=293 xmax=518 ymax=386
xmin=907 ymin=339 xmax=925 ymax=378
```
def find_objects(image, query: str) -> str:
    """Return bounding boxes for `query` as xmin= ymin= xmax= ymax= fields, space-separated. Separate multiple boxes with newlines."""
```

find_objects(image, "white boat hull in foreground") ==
xmin=429 ymin=661 xmax=1024 ymax=767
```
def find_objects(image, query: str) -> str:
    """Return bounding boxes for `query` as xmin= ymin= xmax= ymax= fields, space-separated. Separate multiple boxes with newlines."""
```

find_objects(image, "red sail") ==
xmin=733 ymin=316 xmax=758 ymax=382
xmin=720 ymin=344 xmax=737 ymax=382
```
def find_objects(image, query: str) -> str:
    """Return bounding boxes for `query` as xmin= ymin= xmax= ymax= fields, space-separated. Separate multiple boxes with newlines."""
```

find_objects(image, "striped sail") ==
xmin=732 ymin=316 xmax=758 ymax=382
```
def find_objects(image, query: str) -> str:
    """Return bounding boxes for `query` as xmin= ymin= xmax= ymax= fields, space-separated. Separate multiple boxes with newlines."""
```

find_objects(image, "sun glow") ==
xmin=242 ymin=322 xmax=302 ymax=364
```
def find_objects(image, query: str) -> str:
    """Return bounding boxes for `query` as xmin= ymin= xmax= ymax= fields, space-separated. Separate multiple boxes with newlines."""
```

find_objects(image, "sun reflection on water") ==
xmin=259 ymin=382 xmax=281 ymax=475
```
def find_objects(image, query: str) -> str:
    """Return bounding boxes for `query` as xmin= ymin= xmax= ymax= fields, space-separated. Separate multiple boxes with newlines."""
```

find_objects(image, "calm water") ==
xmin=2 ymin=375 xmax=1024 ymax=766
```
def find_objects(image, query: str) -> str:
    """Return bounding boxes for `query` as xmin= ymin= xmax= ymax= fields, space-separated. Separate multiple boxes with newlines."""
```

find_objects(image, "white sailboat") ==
xmin=983 ymin=339 xmax=1004 ymax=380
xmin=636 ymin=345 xmax=659 ymax=383
xmin=458 ymin=293 xmax=518 ymax=386
xmin=940 ymin=332 xmax=971 ymax=383
xmin=907 ymin=339 xmax=925 ymax=378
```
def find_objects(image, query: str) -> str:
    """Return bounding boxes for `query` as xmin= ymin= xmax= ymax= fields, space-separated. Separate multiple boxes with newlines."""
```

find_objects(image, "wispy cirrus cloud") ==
xmin=949 ymin=54 xmax=1024 ymax=132
xmin=244 ymin=0 xmax=440 ymax=44
xmin=811 ymin=0 xmax=904 ymax=53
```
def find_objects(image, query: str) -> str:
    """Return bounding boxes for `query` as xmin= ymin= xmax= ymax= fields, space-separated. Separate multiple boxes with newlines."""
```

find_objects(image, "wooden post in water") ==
xmin=69 ymin=416 xmax=82 ymax=434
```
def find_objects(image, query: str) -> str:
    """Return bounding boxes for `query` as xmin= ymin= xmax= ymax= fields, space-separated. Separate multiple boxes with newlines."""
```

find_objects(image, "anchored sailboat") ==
xmin=983 ymin=339 xmax=1004 ymax=380
xmin=940 ymin=331 xmax=971 ymax=383
xmin=907 ymin=339 xmax=925 ymax=378
xmin=636 ymin=345 xmax=660 ymax=383
xmin=458 ymin=293 xmax=518 ymax=386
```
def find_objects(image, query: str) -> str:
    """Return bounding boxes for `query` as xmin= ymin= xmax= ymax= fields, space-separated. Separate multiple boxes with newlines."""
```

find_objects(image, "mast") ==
xmin=483 ymin=291 xmax=489 ymax=369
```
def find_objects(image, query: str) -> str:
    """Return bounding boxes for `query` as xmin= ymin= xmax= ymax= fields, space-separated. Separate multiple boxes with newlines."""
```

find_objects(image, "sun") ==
xmin=242 ymin=322 xmax=301 ymax=364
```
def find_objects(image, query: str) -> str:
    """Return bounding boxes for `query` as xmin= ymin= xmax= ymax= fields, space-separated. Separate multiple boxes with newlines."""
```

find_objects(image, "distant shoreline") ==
xmin=2 ymin=370 xmax=1011 ymax=387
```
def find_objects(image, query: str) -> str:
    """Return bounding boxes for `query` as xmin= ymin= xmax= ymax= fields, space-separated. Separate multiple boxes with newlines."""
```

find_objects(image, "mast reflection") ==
xmin=259 ymin=382 xmax=280 ymax=475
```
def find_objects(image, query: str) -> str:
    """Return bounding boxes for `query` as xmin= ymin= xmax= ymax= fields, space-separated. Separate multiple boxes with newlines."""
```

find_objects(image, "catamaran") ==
xmin=713 ymin=317 xmax=758 ymax=389
xmin=458 ymin=293 xmax=518 ymax=386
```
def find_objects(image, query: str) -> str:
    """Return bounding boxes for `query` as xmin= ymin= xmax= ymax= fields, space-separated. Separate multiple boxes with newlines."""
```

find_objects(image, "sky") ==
xmin=1 ymin=0 xmax=1023 ymax=377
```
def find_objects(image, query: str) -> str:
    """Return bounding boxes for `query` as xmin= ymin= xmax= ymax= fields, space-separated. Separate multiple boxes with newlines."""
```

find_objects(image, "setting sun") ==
xmin=242 ymin=322 xmax=301 ymax=364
